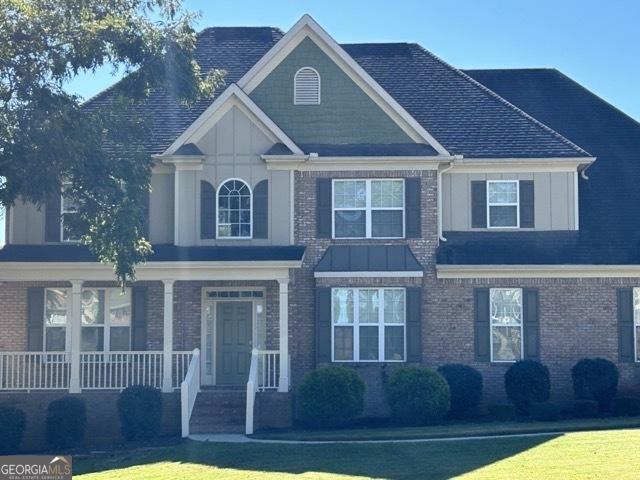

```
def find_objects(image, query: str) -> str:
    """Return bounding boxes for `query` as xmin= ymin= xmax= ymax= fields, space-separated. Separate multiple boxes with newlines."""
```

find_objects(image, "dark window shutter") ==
xmin=316 ymin=179 xmax=332 ymax=238
xmin=474 ymin=288 xmax=491 ymax=361
xmin=27 ymin=287 xmax=45 ymax=351
xmin=519 ymin=180 xmax=535 ymax=228
xmin=405 ymin=178 xmax=421 ymax=238
xmin=617 ymin=288 xmax=635 ymax=363
xmin=522 ymin=288 xmax=540 ymax=360
xmin=253 ymin=180 xmax=268 ymax=239
xmin=45 ymin=191 xmax=61 ymax=242
xmin=471 ymin=181 xmax=487 ymax=228
xmin=406 ymin=287 xmax=422 ymax=362
xmin=131 ymin=287 xmax=148 ymax=351
xmin=315 ymin=288 xmax=332 ymax=363
xmin=200 ymin=181 xmax=216 ymax=239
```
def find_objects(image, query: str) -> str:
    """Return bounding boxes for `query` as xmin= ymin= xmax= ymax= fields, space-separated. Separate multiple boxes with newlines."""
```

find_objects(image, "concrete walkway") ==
xmin=189 ymin=430 xmax=564 ymax=445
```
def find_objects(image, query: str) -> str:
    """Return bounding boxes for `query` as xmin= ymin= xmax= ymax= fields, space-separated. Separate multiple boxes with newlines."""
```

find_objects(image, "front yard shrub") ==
xmin=46 ymin=396 xmax=86 ymax=450
xmin=118 ymin=385 xmax=163 ymax=440
xmin=0 ymin=405 xmax=26 ymax=454
xmin=505 ymin=360 xmax=550 ymax=416
xmin=487 ymin=403 xmax=516 ymax=421
xmin=437 ymin=364 xmax=483 ymax=418
xmin=573 ymin=399 xmax=599 ymax=418
xmin=385 ymin=367 xmax=450 ymax=425
xmin=529 ymin=402 xmax=559 ymax=422
xmin=296 ymin=366 xmax=365 ymax=428
xmin=572 ymin=358 xmax=619 ymax=412
xmin=612 ymin=396 xmax=640 ymax=417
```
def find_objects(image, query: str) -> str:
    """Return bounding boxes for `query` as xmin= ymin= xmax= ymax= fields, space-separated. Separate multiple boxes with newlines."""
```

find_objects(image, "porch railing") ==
xmin=246 ymin=349 xmax=282 ymax=435
xmin=181 ymin=348 xmax=200 ymax=438
xmin=0 ymin=351 xmax=193 ymax=392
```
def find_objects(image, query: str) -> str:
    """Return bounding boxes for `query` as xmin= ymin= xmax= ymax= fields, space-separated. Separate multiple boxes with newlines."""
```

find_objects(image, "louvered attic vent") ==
xmin=294 ymin=67 xmax=321 ymax=105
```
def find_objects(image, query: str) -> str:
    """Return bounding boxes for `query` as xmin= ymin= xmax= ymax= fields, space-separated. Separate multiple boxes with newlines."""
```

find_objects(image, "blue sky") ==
xmin=1 ymin=0 xmax=638 ymax=247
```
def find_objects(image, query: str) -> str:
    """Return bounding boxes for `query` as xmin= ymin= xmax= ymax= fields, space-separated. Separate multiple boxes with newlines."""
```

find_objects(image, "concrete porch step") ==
xmin=189 ymin=389 xmax=247 ymax=434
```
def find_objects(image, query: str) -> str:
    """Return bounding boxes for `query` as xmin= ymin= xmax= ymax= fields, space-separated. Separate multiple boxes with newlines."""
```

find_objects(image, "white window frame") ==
xmin=332 ymin=179 xmax=405 ymax=239
xmin=60 ymin=182 xmax=80 ymax=243
xmin=489 ymin=288 xmax=524 ymax=363
xmin=634 ymin=287 xmax=640 ymax=363
xmin=294 ymin=67 xmax=321 ymax=105
xmin=80 ymin=287 xmax=132 ymax=353
xmin=331 ymin=287 xmax=406 ymax=363
xmin=216 ymin=178 xmax=253 ymax=240
xmin=487 ymin=180 xmax=520 ymax=229
xmin=43 ymin=288 xmax=71 ymax=353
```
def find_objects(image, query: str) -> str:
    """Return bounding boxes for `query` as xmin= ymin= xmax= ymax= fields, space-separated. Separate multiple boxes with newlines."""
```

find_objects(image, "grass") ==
xmin=74 ymin=427 xmax=640 ymax=479
xmin=252 ymin=416 xmax=640 ymax=441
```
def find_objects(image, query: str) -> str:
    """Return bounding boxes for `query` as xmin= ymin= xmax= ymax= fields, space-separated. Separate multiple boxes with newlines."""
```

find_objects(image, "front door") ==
xmin=215 ymin=301 xmax=253 ymax=386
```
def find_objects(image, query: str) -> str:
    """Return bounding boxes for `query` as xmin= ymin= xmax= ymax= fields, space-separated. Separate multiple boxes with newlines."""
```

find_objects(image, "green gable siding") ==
xmin=249 ymin=38 xmax=413 ymax=145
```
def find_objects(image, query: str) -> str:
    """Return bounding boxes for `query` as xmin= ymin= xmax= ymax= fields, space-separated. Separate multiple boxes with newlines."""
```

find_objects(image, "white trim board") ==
xmin=263 ymin=156 xmax=451 ymax=171
xmin=160 ymin=84 xmax=303 ymax=156
xmin=437 ymin=264 xmax=640 ymax=279
xmin=237 ymin=14 xmax=449 ymax=156
xmin=314 ymin=271 xmax=423 ymax=278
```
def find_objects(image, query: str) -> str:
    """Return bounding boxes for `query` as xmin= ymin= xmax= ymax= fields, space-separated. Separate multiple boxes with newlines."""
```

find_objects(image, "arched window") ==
xmin=217 ymin=179 xmax=252 ymax=238
xmin=294 ymin=67 xmax=321 ymax=105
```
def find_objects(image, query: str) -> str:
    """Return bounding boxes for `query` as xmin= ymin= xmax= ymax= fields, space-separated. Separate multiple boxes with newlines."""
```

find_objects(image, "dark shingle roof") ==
xmin=437 ymin=68 xmax=640 ymax=265
xmin=315 ymin=245 xmax=422 ymax=272
xmin=173 ymin=143 xmax=203 ymax=155
xmin=0 ymin=244 xmax=305 ymax=263
xmin=264 ymin=143 xmax=439 ymax=156
xmin=84 ymin=28 xmax=588 ymax=159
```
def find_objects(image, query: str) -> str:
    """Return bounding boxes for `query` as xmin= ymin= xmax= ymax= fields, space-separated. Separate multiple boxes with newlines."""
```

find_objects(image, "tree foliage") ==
xmin=0 ymin=0 xmax=223 ymax=283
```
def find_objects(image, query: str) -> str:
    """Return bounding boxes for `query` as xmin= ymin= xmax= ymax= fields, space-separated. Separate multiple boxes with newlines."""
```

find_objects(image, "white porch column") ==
xmin=68 ymin=280 xmax=83 ymax=393
xmin=277 ymin=279 xmax=289 ymax=392
xmin=162 ymin=279 xmax=175 ymax=393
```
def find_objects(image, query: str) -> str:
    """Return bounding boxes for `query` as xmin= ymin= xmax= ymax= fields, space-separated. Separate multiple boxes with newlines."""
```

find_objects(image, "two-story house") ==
xmin=2 ymin=15 xmax=640 ymax=444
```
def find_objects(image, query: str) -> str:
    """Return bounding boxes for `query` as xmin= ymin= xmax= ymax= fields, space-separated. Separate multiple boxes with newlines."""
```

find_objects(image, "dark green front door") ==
xmin=216 ymin=301 xmax=252 ymax=386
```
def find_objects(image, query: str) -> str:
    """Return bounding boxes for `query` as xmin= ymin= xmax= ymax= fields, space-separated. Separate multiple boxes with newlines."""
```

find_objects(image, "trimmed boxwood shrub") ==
xmin=613 ymin=396 xmax=640 ymax=417
xmin=46 ymin=396 xmax=86 ymax=450
xmin=573 ymin=399 xmax=599 ymax=418
xmin=487 ymin=403 xmax=516 ymax=422
xmin=437 ymin=364 xmax=483 ymax=418
xmin=385 ymin=367 xmax=450 ymax=425
xmin=530 ymin=402 xmax=559 ymax=422
xmin=504 ymin=360 xmax=550 ymax=416
xmin=572 ymin=358 xmax=619 ymax=412
xmin=118 ymin=385 xmax=163 ymax=440
xmin=296 ymin=366 xmax=365 ymax=428
xmin=0 ymin=405 xmax=26 ymax=454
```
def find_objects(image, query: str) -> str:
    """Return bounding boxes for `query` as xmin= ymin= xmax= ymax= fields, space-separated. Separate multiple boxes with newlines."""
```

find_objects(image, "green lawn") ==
xmin=75 ymin=428 xmax=640 ymax=479
xmin=252 ymin=416 xmax=640 ymax=441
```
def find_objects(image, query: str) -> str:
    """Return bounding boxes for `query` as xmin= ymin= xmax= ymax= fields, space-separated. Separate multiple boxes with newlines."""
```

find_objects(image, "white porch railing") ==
xmin=0 ymin=352 xmax=70 ymax=391
xmin=180 ymin=348 xmax=200 ymax=438
xmin=246 ymin=349 xmax=282 ymax=435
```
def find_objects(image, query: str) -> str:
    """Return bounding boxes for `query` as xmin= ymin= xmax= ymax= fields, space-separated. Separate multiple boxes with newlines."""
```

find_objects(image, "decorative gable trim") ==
xmin=160 ymin=84 xmax=303 ymax=156
xmin=237 ymin=14 xmax=450 ymax=156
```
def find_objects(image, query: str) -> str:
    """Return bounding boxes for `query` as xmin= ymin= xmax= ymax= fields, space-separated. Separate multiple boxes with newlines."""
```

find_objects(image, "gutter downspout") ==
xmin=438 ymin=157 xmax=461 ymax=243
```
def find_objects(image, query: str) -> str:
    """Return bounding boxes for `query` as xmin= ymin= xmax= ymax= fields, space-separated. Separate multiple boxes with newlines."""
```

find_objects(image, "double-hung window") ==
xmin=81 ymin=288 xmax=132 ymax=352
xmin=44 ymin=288 xmax=69 ymax=351
xmin=61 ymin=183 xmax=80 ymax=242
xmin=333 ymin=179 xmax=404 ymax=238
xmin=332 ymin=288 xmax=406 ymax=362
xmin=490 ymin=288 xmax=523 ymax=362
xmin=487 ymin=180 xmax=519 ymax=228
xmin=634 ymin=288 xmax=640 ymax=362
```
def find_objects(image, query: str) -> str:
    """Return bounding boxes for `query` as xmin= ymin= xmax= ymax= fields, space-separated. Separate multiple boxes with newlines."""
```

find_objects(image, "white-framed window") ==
xmin=634 ymin=287 xmax=640 ymax=362
xmin=217 ymin=179 xmax=252 ymax=239
xmin=487 ymin=180 xmax=519 ymax=228
xmin=61 ymin=183 xmax=80 ymax=242
xmin=81 ymin=288 xmax=132 ymax=352
xmin=332 ymin=288 xmax=406 ymax=362
xmin=490 ymin=288 xmax=523 ymax=362
xmin=44 ymin=288 xmax=69 ymax=352
xmin=294 ymin=67 xmax=320 ymax=105
xmin=332 ymin=179 xmax=404 ymax=239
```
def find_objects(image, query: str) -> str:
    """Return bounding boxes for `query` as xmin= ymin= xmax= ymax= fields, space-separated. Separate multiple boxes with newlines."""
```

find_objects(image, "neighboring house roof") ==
xmin=315 ymin=245 xmax=422 ymax=272
xmin=0 ymin=244 xmax=306 ymax=262
xmin=438 ymin=68 xmax=640 ymax=265
xmin=84 ymin=22 xmax=589 ymax=159
xmin=264 ymin=143 xmax=439 ymax=157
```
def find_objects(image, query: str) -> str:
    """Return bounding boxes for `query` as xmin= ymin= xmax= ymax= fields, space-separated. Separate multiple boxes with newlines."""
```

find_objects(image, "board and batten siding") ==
xmin=8 ymin=200 xmax=45 ymax=244
xmin=442 ymin=172 xmax=577 ymax=231
xmin=149 ymin=172 xmax=174 ymax=244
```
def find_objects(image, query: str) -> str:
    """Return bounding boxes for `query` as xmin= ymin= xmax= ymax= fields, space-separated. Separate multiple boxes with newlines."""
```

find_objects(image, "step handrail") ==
xmin=180 ymin=348 xmax=200 ymax=438
xmin=245 ymin=348 xmax=259 ymax=435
